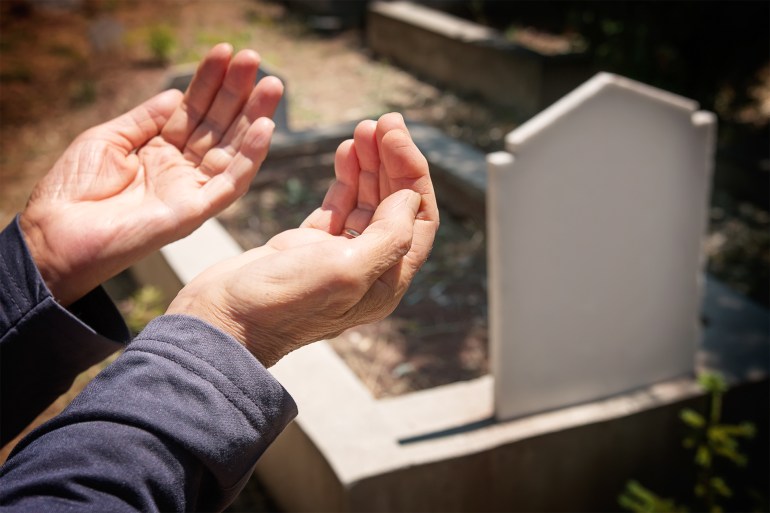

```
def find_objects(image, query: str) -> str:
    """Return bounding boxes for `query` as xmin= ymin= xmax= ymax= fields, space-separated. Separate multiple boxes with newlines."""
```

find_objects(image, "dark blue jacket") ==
xmin=0 ymin=217 xmax=297 ymax=512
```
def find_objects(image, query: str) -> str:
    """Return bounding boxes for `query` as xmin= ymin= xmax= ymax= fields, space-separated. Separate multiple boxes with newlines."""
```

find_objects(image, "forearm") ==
xmin=0 ymin=315 xmax=297 ymax=512
xmin=0 ymin=217 xmax=129 ymax=444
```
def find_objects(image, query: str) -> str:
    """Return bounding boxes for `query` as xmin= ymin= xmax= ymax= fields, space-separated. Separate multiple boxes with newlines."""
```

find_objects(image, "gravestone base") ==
xmin=255 ymin=284 xmax=767 ymax=512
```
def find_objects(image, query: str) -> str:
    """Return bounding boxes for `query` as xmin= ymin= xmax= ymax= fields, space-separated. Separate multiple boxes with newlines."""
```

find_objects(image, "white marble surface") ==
xmin=488 ymin=73 xmax=717 ymax=420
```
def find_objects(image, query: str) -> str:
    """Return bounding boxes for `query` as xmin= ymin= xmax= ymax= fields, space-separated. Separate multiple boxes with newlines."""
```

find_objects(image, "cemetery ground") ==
xmin=1 ymin=0 xmax=768 ymax=510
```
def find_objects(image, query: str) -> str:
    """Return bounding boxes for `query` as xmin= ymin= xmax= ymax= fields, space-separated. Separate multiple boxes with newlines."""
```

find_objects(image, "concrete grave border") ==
xmin=131 ymin=71 xmax=768 ymax=510
xmin=367 ymin=1 xmax=593 ymax=118
xmin=132 ymin=204 xmax=768 ymax=512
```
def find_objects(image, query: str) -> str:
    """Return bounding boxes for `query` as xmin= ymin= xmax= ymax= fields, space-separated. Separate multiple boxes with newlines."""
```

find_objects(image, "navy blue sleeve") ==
xmin=0 ymin=216 xmax=299 ymax=511
xmin=0 ymin=315 xmax=298 ymax=512
xmin=0 ymin=216 xmax=130 ymax=444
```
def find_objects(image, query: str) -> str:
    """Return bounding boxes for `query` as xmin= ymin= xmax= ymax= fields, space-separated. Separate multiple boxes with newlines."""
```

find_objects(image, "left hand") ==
xmin=20 ymin=44 xmax=282 ymax=306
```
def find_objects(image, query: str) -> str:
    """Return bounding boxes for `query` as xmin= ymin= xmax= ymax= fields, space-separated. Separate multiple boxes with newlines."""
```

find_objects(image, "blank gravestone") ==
xmin=487 ymin=73 xmax=716 ymax=420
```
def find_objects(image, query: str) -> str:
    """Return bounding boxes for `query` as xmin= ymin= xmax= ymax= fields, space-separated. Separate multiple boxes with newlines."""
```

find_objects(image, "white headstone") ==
xmin=487 ymin=73 xmax=716 ymax=420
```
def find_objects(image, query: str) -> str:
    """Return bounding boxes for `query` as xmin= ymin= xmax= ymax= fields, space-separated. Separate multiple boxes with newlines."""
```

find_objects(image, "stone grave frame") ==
xmin=129 ymin=70 xmax=769 ymax=512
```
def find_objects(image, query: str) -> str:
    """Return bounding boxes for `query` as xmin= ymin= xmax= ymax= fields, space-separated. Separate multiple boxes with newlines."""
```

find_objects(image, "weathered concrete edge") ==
xmin=129 ymin=213 xmax=768 ymax=510
xmin=131 ymin=183 xmax=767 ymax=491
xmin=128 ymin=122 xmax=768 ymax=510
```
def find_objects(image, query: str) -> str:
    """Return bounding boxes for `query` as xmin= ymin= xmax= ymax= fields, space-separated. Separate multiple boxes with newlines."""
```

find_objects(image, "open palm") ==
xmin=167 ymin=114 xmax=440 ymax=366
xmin=20 ymin=44 xmax=282 ymax=306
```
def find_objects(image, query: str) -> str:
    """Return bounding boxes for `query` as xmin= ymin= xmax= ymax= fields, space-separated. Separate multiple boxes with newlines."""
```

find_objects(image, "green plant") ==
xmin=619 ymin=372 xmax=757 ymax=513
xmin=119 ymin=286 xmax=165 ymax=335
xmin=147 ymin=25 xmax=176 ymax=64
xmin=285 ymin=177 xmax=309 ymax=206
xmin=619 ymin=480 xmax=687 ymax=513
xmin=70 ymin=80 xmax=97 ymax=107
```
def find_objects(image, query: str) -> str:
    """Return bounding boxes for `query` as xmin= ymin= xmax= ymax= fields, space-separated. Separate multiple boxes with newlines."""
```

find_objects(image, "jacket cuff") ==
xmin=0 ymin=215 xmax=130 ymax=345
xmin=0 ymin=216 xmax=129 ymax=444
xmin=127 ymin=314 xmax=298 ymax=503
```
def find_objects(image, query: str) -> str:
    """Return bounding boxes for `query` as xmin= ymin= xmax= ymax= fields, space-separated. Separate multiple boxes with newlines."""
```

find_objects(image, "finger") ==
xmin=161 ymin=43 xmax=233 ymax=149
xmin=301 ymin=139 xmax=360 ymax=234
xmin=380 ymin=128 xmax=437 ymax=208
xmin=183 ymin=49 xmax=261 ymax=165
xmin=96 ymin=88 xmax=183 ymax=153
xmin=379 ymin=127 xmax=439 ymax=270
xmin=353 ymin=119 xmax=380 ymax=211
xmin=196 ymin=74 xmax=283 ymax=177
xmin=285 ymin=189 xmax=420 ymax=312
xmin=198 ymin=117 xmax=275 ymax=215
xmin=213 ymin=76 xmax=283 ymax=157
xmin=356 ymin=188 xmax=420 ymax=287
xmin=374 ymin=112 xmax=411 ymax=200
xmin=351 ymin=121 xmax=439 ymax=322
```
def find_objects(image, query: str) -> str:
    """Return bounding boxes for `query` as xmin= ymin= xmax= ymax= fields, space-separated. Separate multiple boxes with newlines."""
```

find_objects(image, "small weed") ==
xmin=147 ymin=24 xmax=176 ymax=65
xmin=285 ymin=177 xmax=310 ymax=206
xmin=619 ymin=372 xmax=759 ymax=512
xmin=70 ymin=80 xmax=98 ymax=107
xmin=119 ymin=286 xmax=166 ymax=335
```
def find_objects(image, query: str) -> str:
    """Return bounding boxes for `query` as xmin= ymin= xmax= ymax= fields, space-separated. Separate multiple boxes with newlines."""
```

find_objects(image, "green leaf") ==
xmin=618 ymin=481 xmax=684 ymax=513
xmin=718 ymin=422 xmax=756 ymax=438
xmin=698 ymin=372 xmax=727 ymax=394
xmin=713 ymin=446 xmax=748 ymax=466
xmin=681 ymin=409 xmax=706 ymax=428
xmin=710 ymin=477 xmax=733 ymax=498
xmin=696 ymin=445 xmax=712 ymax=467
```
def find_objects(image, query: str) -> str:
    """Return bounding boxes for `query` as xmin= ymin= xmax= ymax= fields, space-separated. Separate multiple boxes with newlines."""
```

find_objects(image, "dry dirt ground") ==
xmin=1 ymin=0 xmax=513 ymax=225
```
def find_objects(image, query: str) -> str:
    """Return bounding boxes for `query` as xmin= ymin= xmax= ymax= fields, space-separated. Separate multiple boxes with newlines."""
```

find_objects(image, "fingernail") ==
xmin=258 ymin=117 xmax=275 ymax=131
xmin=407 ymin=190 xmax=421 ymax=213
xmin=214 ymin=42 xmax=233 ymax=55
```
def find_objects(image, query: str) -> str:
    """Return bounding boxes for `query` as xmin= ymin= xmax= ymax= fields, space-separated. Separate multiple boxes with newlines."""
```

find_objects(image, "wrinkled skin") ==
xmin=167 ymin=114 xmax=439 ymax=366
xmin=21 ymin=43 xmax=282 ymax=306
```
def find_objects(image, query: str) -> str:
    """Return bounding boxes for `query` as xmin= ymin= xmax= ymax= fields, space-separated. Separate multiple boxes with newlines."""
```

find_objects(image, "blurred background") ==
xmin=0 ymin=1 xmax=767 ymax=511
xmin=1 ymin=0 xmax=767 ymax=305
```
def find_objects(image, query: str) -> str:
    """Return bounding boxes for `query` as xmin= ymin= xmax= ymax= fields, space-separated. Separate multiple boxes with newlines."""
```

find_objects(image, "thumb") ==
xmin=97 ymin=89 xmax=183 ymax=152
xmin=353 ymin=189 xmax=421 ymax=288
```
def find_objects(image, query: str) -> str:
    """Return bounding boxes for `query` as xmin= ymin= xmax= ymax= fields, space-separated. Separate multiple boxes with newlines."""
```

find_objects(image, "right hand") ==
xmin=19 ymin=43 xmax=282 ymax=306
xmin=166 ymin=114 xmax=439 ymax=367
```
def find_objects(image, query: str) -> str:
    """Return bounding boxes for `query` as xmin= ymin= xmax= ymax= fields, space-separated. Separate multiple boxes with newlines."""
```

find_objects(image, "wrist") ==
xmin=167 ymin=291 xmax=282 ymax=367
xmin=18 ymin=212 xmax=77 ymax=306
